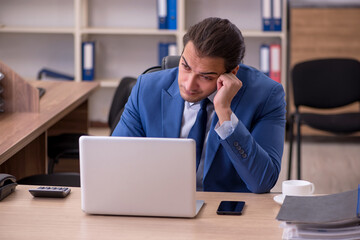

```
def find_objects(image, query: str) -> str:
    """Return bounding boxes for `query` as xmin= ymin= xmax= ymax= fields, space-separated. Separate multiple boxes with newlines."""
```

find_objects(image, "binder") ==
xmin=269 ymin=44 xmax=281 ymax=83
xmin=158 ymin=42 xmax=177 ymax=65
xmin=168 ymin=42 xmax=177 ymax=56
xmin=82 ymin=41 xmax=95 ymax=81
xmin=37 ymin=68 xmax=74 ymax=81
xmin=277 ymin=188 xmax=360 ymax=225
xmin=272 ymin=0 xmax=282 ymax=31
xmin=167 ymin=0 xmax=177 ymax=30
xmin=262 ymin=0 xmax=272 ymax=31
xmin=260 ymin=44 xmax=270 ymax=77
xmin=158 ymin=42 xmax=169 ymax=65
xmin=157 ymin=0 xmax=167 ymax=29
xmin=277 ymin=188 xmax=360 ymax=240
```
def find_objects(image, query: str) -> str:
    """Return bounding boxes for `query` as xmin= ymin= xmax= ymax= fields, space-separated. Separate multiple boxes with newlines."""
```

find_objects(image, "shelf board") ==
xmin=0 ymin=26 xmax=74 ymax=34
xmin=81 ymin=27 xmax=178 ymax=36
xmin=0 ymin=27 xmax=284 ymax=38
xmin=93 ymin=79 xmax=121 ymax=88
xmin=80 ymin=28 xmax=284 ymax=38
xmin=242 ymin=30 xmax=285 ymax=38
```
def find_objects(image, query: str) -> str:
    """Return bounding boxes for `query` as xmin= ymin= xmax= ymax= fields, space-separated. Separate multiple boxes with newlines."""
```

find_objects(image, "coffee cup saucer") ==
xmin=273 ymin=194 xmax=285 ymax=205
xmin=273 ymin=194 xmax=315 ymax=205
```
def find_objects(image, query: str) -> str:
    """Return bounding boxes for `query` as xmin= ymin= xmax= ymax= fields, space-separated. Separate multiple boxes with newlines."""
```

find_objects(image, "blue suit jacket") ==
xmin=112 ymin=64 xmax=286 ymax=193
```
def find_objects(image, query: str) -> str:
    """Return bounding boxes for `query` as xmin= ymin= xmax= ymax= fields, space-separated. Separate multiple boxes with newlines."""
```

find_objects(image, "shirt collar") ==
xmin=187 ymin=90 xmax=216 ymax=108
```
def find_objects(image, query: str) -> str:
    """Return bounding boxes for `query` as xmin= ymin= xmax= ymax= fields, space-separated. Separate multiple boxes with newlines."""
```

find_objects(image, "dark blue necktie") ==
xmin=188 ymin=98 xmax=210 ymax=170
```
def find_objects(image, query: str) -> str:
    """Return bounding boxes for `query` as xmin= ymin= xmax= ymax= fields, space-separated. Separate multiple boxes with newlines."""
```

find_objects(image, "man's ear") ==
xmin=231 ymin=65 xmax=240 ymax=75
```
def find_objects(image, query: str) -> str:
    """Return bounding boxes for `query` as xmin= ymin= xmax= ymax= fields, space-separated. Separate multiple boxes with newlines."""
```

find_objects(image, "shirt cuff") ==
xmin=215 ymin=112 xmax=239 ymax=140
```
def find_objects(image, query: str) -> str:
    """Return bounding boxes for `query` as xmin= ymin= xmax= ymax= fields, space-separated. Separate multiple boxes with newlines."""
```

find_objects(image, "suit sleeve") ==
xmin=219 ymin=83 xmax=286 ymax=193
xmin=111 ymin=75 xmax=145 ymax=137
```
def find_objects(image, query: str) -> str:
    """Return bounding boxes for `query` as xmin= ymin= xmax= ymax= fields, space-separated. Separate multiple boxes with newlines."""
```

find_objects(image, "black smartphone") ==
xmin=216 ymin=201 xmax=245 ymax=215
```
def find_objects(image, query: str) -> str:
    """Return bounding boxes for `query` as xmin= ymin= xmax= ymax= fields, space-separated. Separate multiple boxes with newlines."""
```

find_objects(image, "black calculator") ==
xmin=29 ymin=186 xmax=71 ymax=198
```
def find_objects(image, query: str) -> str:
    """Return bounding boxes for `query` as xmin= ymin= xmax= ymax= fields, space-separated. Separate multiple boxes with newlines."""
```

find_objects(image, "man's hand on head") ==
xmin=213 ymin=73 xmax=242 ymax=125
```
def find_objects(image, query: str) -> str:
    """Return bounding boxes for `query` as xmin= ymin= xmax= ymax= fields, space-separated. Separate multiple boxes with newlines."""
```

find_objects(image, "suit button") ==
xmin=233 ymin=141 xmax=239 ymax=147
xmin=236 ymin=146 xmax=242 ymax=151
xmin=239 ymin=149 xmax=245 ymax=154
xmin=241 ymin=153 xmax=247 ymax=159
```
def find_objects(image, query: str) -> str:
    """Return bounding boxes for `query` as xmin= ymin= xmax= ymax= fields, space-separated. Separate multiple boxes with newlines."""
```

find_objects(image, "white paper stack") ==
xmin=276 ymin=187 xmax=360 ymax=240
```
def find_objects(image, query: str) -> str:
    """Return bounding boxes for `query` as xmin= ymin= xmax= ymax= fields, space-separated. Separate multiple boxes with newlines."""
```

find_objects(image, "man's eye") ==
xmin=200 ymin=75 xmax=213 ymax=81
xmin=181 ymin=63 xmax=191 ymax=71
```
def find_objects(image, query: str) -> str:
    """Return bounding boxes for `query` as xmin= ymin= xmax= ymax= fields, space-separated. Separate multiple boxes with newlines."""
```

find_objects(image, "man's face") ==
xmin=178 ymin=41 xmax=226 ymax=103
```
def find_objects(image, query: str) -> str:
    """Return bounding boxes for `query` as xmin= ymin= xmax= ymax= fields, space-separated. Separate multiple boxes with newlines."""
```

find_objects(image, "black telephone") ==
xmin=0 ymin=173 xmax=17 ymax=201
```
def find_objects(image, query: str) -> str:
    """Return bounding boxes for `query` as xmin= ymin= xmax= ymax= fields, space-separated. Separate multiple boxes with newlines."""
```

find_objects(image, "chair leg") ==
xmin=296 ymin=117 xmax=302 ymax=180
xmin=48 ymin=158 xmax=55 ymax=174
xmin=287 ymin=116 xmax=294 ymax=180
xmin=48 ymin=155 xmax=60 ymax=174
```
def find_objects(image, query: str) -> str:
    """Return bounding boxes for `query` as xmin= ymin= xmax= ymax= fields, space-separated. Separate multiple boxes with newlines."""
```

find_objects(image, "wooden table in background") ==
xmin=0 ymin=185 xmax=283 ymax=239
xmin=0 ymin=81 xmax=99 ymax=179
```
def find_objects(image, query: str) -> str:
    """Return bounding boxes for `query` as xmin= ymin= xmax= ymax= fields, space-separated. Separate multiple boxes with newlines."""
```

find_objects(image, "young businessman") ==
xmin=112 ymin=17 xmax=286 ymax=193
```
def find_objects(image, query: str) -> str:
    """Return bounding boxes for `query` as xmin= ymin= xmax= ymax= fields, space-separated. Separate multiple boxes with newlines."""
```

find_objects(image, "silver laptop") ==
xmin=79 ymin=136 xmax=204 ymax=218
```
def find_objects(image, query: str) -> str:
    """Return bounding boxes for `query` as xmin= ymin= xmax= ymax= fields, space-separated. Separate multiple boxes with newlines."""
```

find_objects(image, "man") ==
xmin=112 ymin=17 xmax=286 ymax=193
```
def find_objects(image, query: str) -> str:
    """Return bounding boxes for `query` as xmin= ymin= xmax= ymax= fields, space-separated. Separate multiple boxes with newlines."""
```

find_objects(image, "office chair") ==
xmin=287 ymin=58 xmax=360 ymax=180
xmin=47 ymin=76 xmax=137 ymax=174
xmin=143 ymin=55 xmax=180 ymax=74
xmin=108 ymin=77 xmax=138 ymax=134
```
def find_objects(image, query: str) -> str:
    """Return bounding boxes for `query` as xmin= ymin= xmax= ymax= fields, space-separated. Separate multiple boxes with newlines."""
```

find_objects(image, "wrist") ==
xmin=216 ymin=108 xmax=232 ymax=125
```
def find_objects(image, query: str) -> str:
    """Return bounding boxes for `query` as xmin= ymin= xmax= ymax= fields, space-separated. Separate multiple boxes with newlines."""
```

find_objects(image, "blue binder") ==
xmin=37 ymin=69 xmax=74 ymax=81
xmin=158 ymin=42 xmax=169 ymax=65
xmin=262 ymin=0 xmax=272 ymax=31
xmin=82 ymin=41 xmax=95 ymax=81
xmin=157 ymin=0 xmax=167 ymax=29
xmin=167 ymin=0 xmax=177 ymax=30
xmin=272 ymin=0 xmax=282 ymax=31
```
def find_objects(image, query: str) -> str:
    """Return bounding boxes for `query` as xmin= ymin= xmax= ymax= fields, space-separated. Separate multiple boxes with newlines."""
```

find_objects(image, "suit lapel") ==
xmin=203 ymin=115 xmax=220 ymax=177
xmin=203 ymin=83 xmax=247 ymax=178
xmin=161 ymin=77 xmax=184 ymax=138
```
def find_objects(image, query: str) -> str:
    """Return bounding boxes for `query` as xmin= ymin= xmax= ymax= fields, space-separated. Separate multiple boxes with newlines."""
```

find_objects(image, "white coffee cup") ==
xmin=282 ymin=180 xmax=315 ymax=197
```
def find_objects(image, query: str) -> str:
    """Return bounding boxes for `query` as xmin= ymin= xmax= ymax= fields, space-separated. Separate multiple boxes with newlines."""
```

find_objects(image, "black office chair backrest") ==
xmin=292 ymin=58 xmax=360 ymax=109
xmin=109 ymin=56 xmax=180 ymax=134
xmin=108 ymin=76 xmax=137 ymax=133
xmin=162 ymin=55 xmax=181 ymax=69
xmin=142 ymin=55 xmax=181 ymax=74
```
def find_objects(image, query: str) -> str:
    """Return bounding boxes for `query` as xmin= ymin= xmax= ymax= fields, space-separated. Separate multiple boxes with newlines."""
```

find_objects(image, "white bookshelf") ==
xmin=0 ymin=0 xmax=287 ymax=123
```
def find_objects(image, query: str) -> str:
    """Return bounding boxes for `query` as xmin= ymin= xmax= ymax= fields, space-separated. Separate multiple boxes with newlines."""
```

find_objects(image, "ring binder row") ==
xmin=260 ymin=44 xmax=281 ymax=83
xmin=157 ymin=0 xmax=177 ymax=30
xmin=80 ymin=39 xmax=178 ymax=79
xmin=0 ymin=72 xmax=4 ymax=113
xmin=158 ymin=42 xmax=177 ymax=65
xmin=262 ymin=0 xmax=282 ymax=31
xmin=82 ymin=41 xmax=95 ymax=81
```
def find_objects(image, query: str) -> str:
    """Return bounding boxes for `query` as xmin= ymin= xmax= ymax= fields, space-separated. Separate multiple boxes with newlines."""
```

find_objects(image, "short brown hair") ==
xmin=183 ymin=17 xmax=245 ymax=72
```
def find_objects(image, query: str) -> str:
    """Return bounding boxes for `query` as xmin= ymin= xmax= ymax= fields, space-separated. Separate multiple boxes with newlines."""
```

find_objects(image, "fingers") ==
xmin=217 ymin=73 xmax=242 ymax=91
xmin=217 ymin=76 xmax=224 ymax=90
xmin=214 ymin=73 xmax=241 ymax=107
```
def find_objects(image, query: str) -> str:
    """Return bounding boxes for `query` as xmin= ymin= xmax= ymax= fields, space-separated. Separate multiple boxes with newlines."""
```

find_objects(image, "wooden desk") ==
xmin=0 ymin=185 xmax=282 ymax=239
xmin=0 ymin=81 xmax=99 ymax=179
